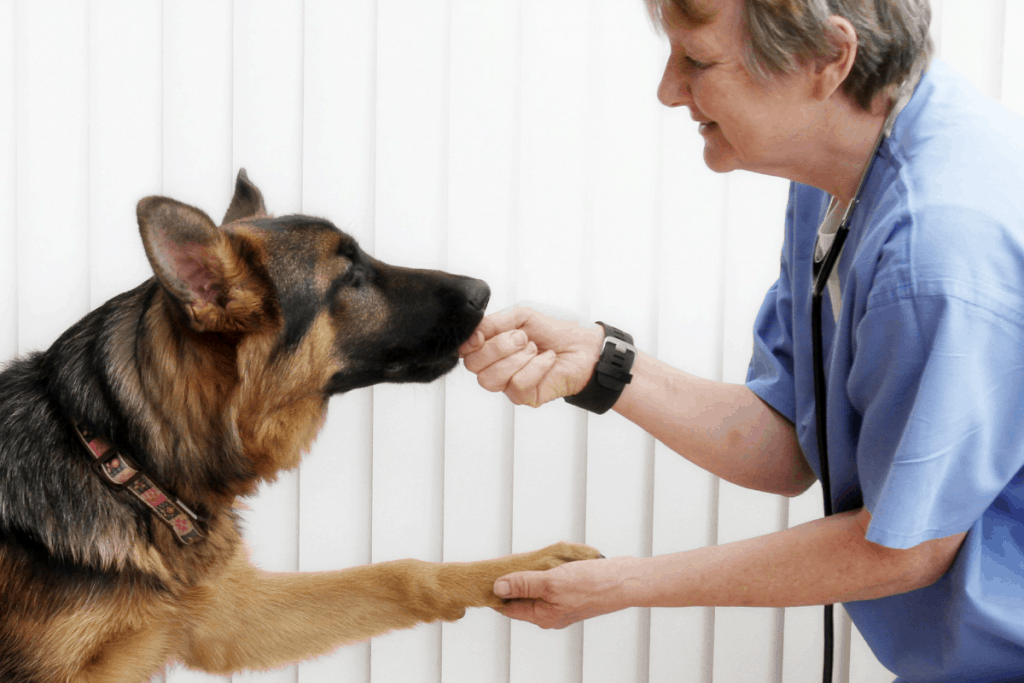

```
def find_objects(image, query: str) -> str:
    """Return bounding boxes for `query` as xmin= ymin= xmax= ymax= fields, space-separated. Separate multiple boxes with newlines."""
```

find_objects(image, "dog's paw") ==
xmin=489 ymin=541 xmax=604 ymax=584
xmin=440 ymin=542 xmax=603 ymax=611
xmin=463 ymin=542 xmax=603 ymax=609
xmin=524 ymin=541 xmax=604 ymax=571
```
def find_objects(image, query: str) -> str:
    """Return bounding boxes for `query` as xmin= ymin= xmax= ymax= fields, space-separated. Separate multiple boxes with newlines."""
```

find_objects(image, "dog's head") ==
xmin=137 ymin=169 xmax=490 ymax=399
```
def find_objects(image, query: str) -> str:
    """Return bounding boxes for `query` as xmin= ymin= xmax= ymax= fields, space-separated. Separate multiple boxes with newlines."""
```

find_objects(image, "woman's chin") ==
xmin=702 ymin=144 xmax=738 ymax=174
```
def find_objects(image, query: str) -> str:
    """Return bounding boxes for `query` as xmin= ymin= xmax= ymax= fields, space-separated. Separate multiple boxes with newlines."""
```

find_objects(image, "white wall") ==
xmin=1 ymin=1 xmax=1019 ymax=682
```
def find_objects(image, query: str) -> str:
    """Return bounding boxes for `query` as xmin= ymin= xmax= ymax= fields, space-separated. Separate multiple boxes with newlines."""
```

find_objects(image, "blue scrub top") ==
xmin=746 ymin=60 xmax=1024 ymax=682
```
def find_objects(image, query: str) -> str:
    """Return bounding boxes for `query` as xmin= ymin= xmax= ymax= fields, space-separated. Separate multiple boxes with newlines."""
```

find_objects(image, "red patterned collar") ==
xmin=73 ymin=423 xmax=206 ymax=545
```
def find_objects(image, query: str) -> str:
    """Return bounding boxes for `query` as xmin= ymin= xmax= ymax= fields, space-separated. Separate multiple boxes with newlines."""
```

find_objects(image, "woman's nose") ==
xmin=657 ymin=56 xmax=692 ymax=108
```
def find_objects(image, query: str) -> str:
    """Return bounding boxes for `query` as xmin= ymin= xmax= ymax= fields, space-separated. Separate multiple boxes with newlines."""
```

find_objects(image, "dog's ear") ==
xmin=138 ymin=196 xmax=269 ymax=333
xmin=222 ymin=168 xmax=267 ymax=225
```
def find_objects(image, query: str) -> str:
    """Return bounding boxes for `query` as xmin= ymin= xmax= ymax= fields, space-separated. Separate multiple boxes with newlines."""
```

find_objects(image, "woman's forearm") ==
xmin=614 ymin=351 xmax=814 ymax=496
xmin=619 ymin=508 xmax=965 ymax=609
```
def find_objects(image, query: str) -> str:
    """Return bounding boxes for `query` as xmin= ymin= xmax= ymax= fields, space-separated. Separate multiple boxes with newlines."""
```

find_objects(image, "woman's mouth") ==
xmin=698 ymin=121 xmax=717 ymax=135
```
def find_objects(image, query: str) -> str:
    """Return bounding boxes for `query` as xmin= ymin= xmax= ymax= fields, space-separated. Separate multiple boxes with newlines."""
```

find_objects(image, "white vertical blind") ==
xmin=0 ymin=1 xmax=14 ymax=366
xmin=88 ymin=0 xmax=162 ymax=308
xmin=442 ymin=2 xmax=519 ymax=682
xmin=15 ymin=0 xmax=90 ymax=353
xmin=1 ymin=2 xmax=1018 ymax=683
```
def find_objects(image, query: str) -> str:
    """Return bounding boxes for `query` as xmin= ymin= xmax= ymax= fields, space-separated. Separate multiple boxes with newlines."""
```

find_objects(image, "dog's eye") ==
xmin=328 ymin=270 xmax=358 ymax=303
xmin=336 ymin=267 xmax=364 ymax=291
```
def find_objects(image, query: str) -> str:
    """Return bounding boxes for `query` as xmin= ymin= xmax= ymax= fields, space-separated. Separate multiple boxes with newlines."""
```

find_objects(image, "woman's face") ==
xmin=657 ymin=0 xmax=822 ymax=179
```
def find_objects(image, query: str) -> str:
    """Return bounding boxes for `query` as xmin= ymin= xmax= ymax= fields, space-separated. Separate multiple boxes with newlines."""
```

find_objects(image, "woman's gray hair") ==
xmin=646 ymin=0 xmax=932 ymax=111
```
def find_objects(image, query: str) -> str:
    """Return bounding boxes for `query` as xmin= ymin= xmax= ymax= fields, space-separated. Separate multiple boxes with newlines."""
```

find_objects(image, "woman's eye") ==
xmin=685 ymin=56 xmax=711 ymax=70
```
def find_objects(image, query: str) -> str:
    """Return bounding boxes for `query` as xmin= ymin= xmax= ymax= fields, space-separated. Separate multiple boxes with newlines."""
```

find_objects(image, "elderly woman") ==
xmin=460 ymin=0 xmax=1024 ymax=681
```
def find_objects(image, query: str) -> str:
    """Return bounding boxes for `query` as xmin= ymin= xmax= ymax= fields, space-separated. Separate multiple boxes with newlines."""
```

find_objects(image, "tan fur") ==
xmin=232 ymin=316 xmax=340 ymax=477
xmin=174 ymin=541 xmax=596 ymax=676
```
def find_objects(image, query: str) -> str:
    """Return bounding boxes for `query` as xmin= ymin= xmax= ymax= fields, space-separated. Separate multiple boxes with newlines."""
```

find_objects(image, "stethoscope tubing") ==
xmin=811 ymin=231 xmax=845 ymax=683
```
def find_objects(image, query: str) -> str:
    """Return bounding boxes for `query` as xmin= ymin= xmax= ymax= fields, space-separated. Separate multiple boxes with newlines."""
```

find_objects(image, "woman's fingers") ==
xmin=460 ymin=306 xmax=535 ymax=358
xmin=460 ymin=304 xmax=603 ymax=406
xmin=506 ymin=350 xmax=559 ymax=406
xmin=465 ymin=333 xmax=562 ymax=406
xmin=463 ymin=329 xmax=529 ymax=375
xmin=475 ymin=339 xmax=539 ymax=394
xmin=458 ymin=329 xmax=485 ymax=357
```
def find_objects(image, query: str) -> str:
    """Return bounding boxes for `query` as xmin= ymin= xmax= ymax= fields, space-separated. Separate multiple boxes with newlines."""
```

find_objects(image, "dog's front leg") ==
xmin=178 ymin=541 xmax=600 ymax=675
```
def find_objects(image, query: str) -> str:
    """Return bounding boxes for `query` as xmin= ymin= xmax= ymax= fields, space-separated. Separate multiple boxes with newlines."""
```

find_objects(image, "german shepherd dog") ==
xmin=0 ymin=170 xmax=600 ymax=682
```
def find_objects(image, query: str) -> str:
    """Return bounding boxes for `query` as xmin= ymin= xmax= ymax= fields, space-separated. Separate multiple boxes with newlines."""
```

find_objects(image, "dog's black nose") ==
xmin=464 ymin=278 xmax=491 ymax=313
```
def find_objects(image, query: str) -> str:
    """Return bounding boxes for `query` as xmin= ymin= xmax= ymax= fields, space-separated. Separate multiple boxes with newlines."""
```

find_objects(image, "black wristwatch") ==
xmin=564 ymin=322 xmax=637 ymax=414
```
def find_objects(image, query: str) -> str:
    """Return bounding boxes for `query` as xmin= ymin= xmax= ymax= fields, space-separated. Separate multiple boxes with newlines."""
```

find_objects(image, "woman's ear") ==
xmin=814 ymin=15 xmax=858 ymax=101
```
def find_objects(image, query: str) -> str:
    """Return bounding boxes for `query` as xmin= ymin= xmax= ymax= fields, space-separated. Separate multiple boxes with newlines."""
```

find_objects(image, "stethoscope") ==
xmin=809 ymin=73 xmax=919 ymax=683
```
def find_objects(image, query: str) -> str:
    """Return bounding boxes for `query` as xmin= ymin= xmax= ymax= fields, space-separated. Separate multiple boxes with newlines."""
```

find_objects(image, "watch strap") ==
xmin=564 ymin=322 xmax=636 ymax=414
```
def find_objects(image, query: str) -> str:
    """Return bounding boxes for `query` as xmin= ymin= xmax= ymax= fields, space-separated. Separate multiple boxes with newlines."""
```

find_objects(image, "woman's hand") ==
xmin=491 ymin=556 xmax=633 ymax=629
xmin=459 ymin=304 xmax=604 ymax=408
